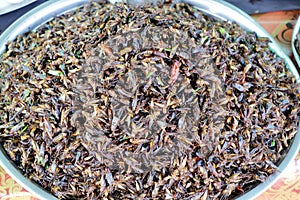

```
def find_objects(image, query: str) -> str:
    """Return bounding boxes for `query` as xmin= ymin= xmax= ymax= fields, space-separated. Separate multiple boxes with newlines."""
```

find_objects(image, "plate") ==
xmin=0 ymin=0 xmax=37 ymax=15
xmin=292 ymin=16 xmax=300 ymax=68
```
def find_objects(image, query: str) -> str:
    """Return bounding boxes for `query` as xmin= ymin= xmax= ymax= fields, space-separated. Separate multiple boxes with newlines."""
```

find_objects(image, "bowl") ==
xmin=0 ymin=0 xmax=299 ymax=199
xmin=292 ymin=16 xmax=300 ymax=68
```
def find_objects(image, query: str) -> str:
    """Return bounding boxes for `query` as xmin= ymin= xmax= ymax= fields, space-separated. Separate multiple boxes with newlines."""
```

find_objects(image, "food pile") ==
xmin=0 ymin=0 xmax=299 ymax=199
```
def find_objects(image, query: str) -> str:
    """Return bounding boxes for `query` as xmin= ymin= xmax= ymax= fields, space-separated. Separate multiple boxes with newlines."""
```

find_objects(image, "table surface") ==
xmin=0 ymin=2 xmax=300 ymax=200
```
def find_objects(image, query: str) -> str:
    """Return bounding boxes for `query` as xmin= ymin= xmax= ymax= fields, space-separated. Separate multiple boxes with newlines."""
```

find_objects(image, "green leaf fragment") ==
xmin=218 ymin=27 xmax=227 ymax=35
xmin=271 ymin=140 xmax=276 ymax=147
xmin=23 ymin=89 xmax=30 ymax=99
xmin=76 ymin=50 xmax=82 ymax=57
xmin=146 ymin=72 xmax=154 ymax=78
xmin=156 ymin=76 xmax=163 ymax=85
xmin=48 ymin=70 xmax=63 ymax=76
xmin=193 ymin=87 xmax=201 ymax=94
xmin=37 ymin=156 xmax=45 ymax=165
xmin=21 ymin=125 xmax=28 ymax=133
xmin=119 ymin=135 xmax=129 ymax=142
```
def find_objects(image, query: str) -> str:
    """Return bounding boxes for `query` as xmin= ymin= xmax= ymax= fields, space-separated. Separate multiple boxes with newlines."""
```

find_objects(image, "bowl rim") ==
xmin=292 ymin=16 xmax=300 ymax=69
xmin=0 ymin=0 xmax=299 ymax=200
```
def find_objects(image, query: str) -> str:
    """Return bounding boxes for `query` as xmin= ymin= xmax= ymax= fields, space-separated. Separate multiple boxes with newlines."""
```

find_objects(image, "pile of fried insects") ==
xmin=0 ymin=0 xmax=299 ymax=199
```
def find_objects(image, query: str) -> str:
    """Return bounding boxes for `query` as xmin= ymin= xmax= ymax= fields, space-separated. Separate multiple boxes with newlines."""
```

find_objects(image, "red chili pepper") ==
xmin=170 ymin=60 xmax=180 ymax=85
xmin=236 ymin=186 xmax=244 ymax=193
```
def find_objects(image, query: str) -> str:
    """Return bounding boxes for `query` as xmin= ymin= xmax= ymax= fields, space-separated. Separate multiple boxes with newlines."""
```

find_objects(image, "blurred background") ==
xmin=0 ymin=0 xmax=299 ymax=34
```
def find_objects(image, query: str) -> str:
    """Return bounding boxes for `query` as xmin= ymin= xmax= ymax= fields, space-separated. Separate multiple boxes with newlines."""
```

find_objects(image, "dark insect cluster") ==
xmin=0 ymin=1 xmax=299 ymax=199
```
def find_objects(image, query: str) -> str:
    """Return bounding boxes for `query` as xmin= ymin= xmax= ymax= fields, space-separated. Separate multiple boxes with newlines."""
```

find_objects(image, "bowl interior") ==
xmin=0 ymin=1 xmax=299 ymax=200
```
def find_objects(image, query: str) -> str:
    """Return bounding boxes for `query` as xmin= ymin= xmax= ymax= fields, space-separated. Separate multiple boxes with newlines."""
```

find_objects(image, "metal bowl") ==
xmin=0 ymin=0 xmax=299 ymax=199
xmin=292 ymin=16 xmax=300 ymax=68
